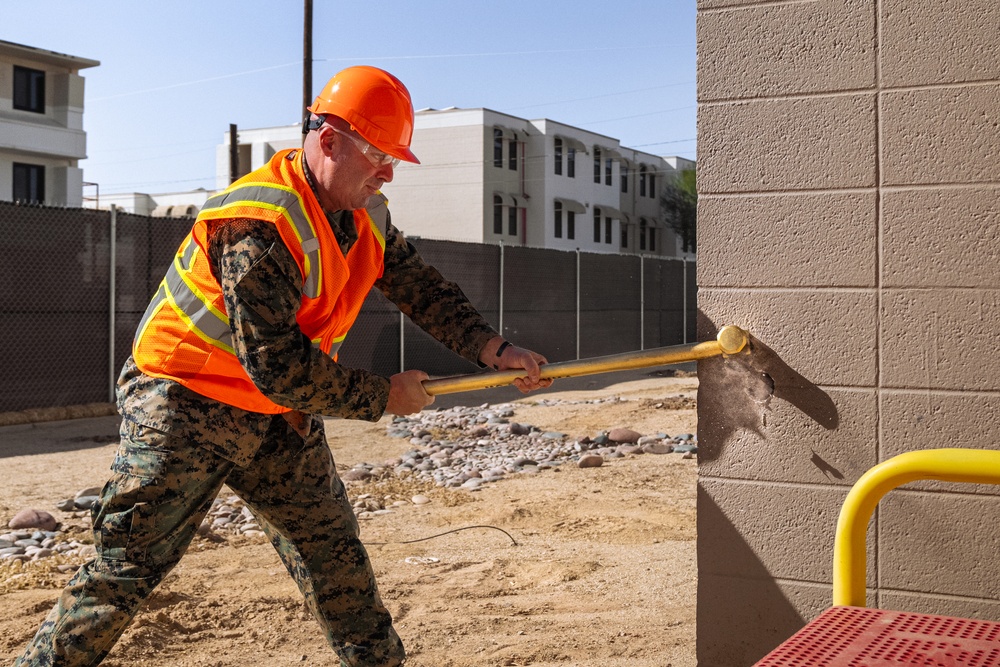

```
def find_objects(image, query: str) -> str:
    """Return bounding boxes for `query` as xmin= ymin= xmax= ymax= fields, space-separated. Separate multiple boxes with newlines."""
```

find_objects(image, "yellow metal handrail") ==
xmin=833 ymin=448 xmax=1000 ymax=607
xmin=422 ymin=325 xmax=749 ymax=396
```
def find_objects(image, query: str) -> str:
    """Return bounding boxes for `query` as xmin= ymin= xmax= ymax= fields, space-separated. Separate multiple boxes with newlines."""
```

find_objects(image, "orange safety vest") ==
xmin=132 ymin=148 xmax=389 ymax=414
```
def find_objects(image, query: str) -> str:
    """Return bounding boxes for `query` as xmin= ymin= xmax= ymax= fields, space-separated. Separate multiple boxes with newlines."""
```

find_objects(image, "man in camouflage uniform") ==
xmin=14 ymin=66 xmax=550 ymax=667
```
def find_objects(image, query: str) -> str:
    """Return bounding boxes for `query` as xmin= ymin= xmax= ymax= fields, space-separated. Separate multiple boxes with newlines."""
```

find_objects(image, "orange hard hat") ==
xmin=308 ymin=66 xmax=419 ymax=164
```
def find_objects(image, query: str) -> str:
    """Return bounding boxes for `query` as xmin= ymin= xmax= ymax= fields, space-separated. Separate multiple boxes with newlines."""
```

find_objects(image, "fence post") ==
xmin=640 ymin=254 xmax=645 ymax=351
xmin=683 ymin=257 xmax=688 ymax=344
xmin=498 ymin=240 xmax=504 ymax=335
xmin=399 ymin=311 xmax=405 ymax=373
xmin=108 ymin=205 xmax=117 ymax=402
xmin=576 ymin=248 xmax=581 ymax=360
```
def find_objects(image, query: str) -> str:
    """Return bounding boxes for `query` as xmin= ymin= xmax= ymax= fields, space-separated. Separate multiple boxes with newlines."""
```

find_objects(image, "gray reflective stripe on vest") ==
xmin=310 ymin=338 xmax=344 ymax=359
xmin=135 ymin=243 xmax=235 ymax=354
xmin=164 ymin=255 xmax=234 ymax=352
xmin=366 ymin=193 xmax=390 ymax=241
xmin=134 ymin=282 xmax=167 ymax=345
xmin=179 ymin=232 xmax=198 ymax=266
xmin=138 ymin=189 xmax=391 ymax=357
xmin=201 ymin=184 xmax=322 ymax=298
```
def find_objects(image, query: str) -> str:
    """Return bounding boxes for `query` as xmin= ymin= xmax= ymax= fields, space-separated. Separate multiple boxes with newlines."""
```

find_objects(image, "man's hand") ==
xmin=386 ymin=369 xmax=434 ymax=415
xmin=479 ymin=336 xmax=554 ymax=394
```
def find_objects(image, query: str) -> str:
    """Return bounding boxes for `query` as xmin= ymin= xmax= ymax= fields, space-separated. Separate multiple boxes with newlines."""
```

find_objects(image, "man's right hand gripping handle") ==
xmin=385 ymin=369 xmax=434 ymax=416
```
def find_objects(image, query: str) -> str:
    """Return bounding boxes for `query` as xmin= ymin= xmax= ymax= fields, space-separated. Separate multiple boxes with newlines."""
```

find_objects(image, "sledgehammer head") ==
xmin=717 ymin=325 xmax=750 ymax=356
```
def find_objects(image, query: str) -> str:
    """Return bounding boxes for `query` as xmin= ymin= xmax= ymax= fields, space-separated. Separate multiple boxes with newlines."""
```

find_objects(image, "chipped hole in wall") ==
xmin=755 ymin=372 xmax=775 ymax=405
xmin=717 ymin=353 xmax=776 ymax=427
xmin=721 ymin=355 xmax=776 ymax=407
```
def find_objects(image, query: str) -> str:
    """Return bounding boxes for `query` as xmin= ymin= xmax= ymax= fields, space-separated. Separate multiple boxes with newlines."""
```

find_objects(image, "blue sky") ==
xmin=3 ymin=1 xmax=696 ymax=197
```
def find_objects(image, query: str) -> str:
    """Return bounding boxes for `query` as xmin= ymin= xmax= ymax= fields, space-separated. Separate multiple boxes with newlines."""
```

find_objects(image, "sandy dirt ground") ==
xmin=0 ymin=375 xmax=698 ymax=667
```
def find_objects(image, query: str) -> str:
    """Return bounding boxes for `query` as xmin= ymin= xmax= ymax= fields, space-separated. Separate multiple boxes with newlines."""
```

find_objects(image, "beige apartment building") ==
xmin=218 ymin=109 xmax=695 ymax=257
xmin=0 ymin=40 xmax=98 ymax=208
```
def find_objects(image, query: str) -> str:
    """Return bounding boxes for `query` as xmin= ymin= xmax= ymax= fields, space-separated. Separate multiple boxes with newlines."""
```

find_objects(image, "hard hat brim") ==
xmin=393 ymin=146 xmax=420 ymax=165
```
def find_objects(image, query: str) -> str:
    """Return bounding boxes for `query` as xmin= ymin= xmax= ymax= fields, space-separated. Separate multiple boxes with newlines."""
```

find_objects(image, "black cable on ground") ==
xmin=365 ymin=525 xmax=517 ymax=546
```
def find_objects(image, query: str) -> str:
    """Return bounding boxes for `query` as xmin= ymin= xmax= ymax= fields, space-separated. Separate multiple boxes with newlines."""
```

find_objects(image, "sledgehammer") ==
xmin=422 ymin=325 xmax=750 ymax=396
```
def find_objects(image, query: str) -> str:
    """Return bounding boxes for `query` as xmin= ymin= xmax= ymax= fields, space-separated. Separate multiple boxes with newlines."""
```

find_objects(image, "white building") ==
xmin=0 ymin=40 xmax=99 ymax=208
xmin=393 ymin=109 xmax=694 ymax=257
xmin=220 ymin=109 xmax=695 ymax=257
xmin=214 ymin=124 xmax=301 ymax=189
xmin=94 ymin=188 xmax=213 ymax=217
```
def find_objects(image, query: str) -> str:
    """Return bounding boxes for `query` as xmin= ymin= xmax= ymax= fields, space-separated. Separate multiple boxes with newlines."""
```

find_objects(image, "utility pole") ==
xmin=229 ymin=124 xmax=239 ymax=184
xmin=82 ymin=181 xmax=99 ymax=209
xmin=303 ymin=0 xmax=313 ymax=118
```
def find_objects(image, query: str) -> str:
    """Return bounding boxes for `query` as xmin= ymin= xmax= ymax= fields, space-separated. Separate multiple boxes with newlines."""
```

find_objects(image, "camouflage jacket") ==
xmin=118 ymin=199 xmax=497 ymax=466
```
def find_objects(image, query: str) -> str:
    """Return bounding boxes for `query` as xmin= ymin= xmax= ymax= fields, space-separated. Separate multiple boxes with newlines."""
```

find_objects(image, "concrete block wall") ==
xmin=695 ymin=0 xmax=1000 ymax=664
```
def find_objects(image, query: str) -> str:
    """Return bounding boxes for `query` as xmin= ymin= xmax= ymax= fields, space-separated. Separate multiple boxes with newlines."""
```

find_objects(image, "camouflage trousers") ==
xmin=13 ymin=416 xmax=405 ymax=667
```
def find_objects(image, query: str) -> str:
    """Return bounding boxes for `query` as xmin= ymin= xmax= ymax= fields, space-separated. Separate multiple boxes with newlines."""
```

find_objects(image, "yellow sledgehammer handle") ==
xmin=422 ymin=325 xmax=750 ymax=397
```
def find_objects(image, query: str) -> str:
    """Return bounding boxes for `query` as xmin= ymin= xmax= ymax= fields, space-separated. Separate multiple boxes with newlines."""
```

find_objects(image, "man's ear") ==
xmin=316 ymin=125 xmax=338 ymax=157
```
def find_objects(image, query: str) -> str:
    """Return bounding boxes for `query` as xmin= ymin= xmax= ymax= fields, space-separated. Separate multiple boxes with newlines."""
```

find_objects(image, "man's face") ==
xmin=320 ymin=125 xmax=395 ymax=211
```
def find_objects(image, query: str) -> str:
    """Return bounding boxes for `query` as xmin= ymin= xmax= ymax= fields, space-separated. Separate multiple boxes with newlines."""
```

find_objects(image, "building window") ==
xmin=605 ymin=158 xmax=612 ymax=186
xmin=593 ymin=147 xmax=602 ymax=184
xmin=621 ymin=224 xmax=628 ymax=249
xmin=13 ymin=163 xmax=45 ymax=204
xmin=648 ymin=173 xmax=656 ymax=198
xmin=567 ymin=211 xmax=576 ymax=239
xmin=13 ymin=66 xmax=45 ymax=113
xmin=605 ymin=217 xmax=612 ymax=244
xmin=639 ymin=165 xmax=647 ymax=197
xmin=649 ymin=226 xmax=656 ymax=251
xmin=554 ymin=138 xmax=563 ymax=176
xmin=593 ymin=207 xmax=602 ymax=242
xmin=554 ymin=201 xmax=563 ymax=238
xmin=509 ymin=138 xmax=518 ymax=171
xmin=621 ymin=166 xmax=628 ymax=193
xmin=567 ymin=147 xmax=576 ymax=178
xmin=508 ymin=206 xmax=518 ymax=236
xmin=493 ymin=128 xmax=503 ymax=168
xmin=493 ymin=195 xmax=503 ymax=234
xmin=639 ymin=219 xmax=647 ymax=251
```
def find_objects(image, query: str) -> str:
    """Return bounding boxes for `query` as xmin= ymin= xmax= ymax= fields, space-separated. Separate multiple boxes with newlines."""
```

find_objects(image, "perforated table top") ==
xmin=753 ymin=605 xmax=1000 ymax=667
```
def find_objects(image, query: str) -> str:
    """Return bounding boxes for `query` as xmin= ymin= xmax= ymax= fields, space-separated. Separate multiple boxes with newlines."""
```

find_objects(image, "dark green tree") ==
xmin=659 ymin=168 xmax=697 ymax=253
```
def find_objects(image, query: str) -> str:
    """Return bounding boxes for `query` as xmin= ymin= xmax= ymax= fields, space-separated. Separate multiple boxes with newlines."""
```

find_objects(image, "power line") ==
xmin=631 ymin=138 xmax=697 ymax=148
xmin=87 ymin=45 xmax=691 ymax=103
xmin=90 ymin=61 xmax=301 ymax=102
xmin=316 ymin=44 xmax=687 ymax=64
xmin=582 ymin=104 xmax=697 ymax=125
xmin=505 ymin=81 xmax=695 ymax=112
xmin=97 ymin=175 xmax=217 ymax=194
xmin=85 ymin=146 xmax=215 ymax=168
xmin=86 ymin=138 xmax=215 ymax=155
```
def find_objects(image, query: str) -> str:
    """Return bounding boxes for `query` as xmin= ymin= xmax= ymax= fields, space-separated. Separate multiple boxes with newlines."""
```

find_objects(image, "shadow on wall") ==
xmin=697 ymin=492 xmax=834 ymax=665
xmin=696 ymin=314 xmax=842 ymax=664
xmin=697 ymin=322 xmax=839 ymax=464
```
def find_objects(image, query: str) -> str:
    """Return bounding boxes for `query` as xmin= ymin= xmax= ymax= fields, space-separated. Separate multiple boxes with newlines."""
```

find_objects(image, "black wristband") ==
xmin=495 ymin=341 xmax=512 ymax=359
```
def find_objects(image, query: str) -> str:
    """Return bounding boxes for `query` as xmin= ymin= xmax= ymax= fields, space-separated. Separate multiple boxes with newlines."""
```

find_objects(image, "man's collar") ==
xmin=300 ymin=151 xmax=356 ymax=252
xmin=300 ymin=151 xmax=345 ymax=218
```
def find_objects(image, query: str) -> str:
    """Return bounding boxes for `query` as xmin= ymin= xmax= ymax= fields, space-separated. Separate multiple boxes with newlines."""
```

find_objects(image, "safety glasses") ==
xmin=303 ymin=116 xmax=400 ymax=168
xmin=333 ymin=127 xmax=400 ymax=169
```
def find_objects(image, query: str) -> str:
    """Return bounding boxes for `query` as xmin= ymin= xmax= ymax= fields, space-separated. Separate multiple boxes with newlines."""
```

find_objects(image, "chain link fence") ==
xmin=0 ymin=201 xmax=695 ymax=414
